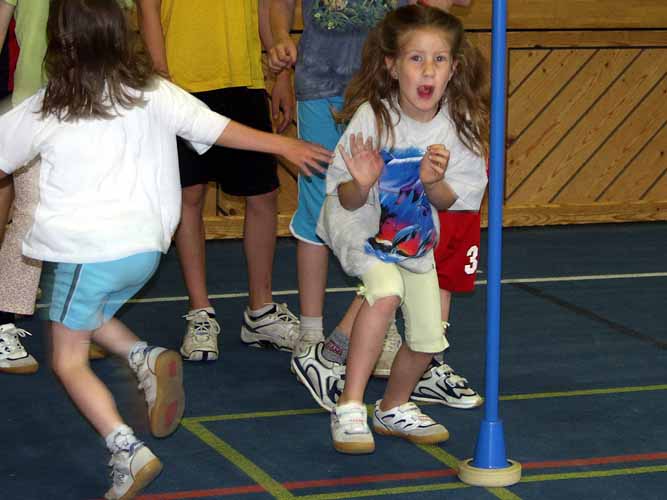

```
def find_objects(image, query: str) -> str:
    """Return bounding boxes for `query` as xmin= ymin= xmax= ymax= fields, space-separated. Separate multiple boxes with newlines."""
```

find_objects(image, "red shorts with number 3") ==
xmin=434 ymin=211 xmax=481 ymax=293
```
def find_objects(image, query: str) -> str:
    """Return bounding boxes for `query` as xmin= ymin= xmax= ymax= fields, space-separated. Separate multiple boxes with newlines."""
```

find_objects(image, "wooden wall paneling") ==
xmin=513 ymin=49 xmax=664 ymax=204
xmin=506 ymin=48 xmax=640 ymax=202
xmin=555 ymin=63 xmax=667 ymax=202
xmin=507 ymin=49 xmax=594 ymax=138
xmin=508 ymin=49 xmax=550 ymax=95
xmin=600 ymin=122 xmax=667 ymax=202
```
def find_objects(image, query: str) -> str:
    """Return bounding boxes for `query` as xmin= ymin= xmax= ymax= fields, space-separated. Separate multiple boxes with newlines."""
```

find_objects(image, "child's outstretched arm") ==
xmin=136 ymin=0 xmax=170 ymax=79
xmin=268 ymin=0 xmax=298 ymax=73
xmin=337 ymin=132 xmax=384 ymax=211
xmin=421 ymin=144 xmax=458 ymax=210
xmin=215 ymin=121 xmax=332 ymax=176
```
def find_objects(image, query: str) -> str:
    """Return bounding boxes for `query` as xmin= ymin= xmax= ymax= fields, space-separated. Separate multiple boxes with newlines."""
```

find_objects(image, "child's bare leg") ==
xmin=90 ymin=318 xmax=141 ymax=358
xmin=380 ymin=345 xmax=433 ymax=410
xmin=297 ymin=240 xmax=328 ymax=318
xmin=339 ymin=295 xmax=400 ymax=404
xmin=335 ymin=294 xmax=363 ymax=335
xmin=51 ymin=322 xmax=125 ymax=436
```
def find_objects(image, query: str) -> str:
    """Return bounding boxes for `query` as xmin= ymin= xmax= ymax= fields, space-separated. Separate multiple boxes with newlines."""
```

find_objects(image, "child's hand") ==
xmin=283 ymin=138 xmax=333 ymax=176
xmin=420 ymin=144 xmax=450 ymax=186
xmin=268 ymin=38 xmax=298 ymax=73
xmin=339 ymin=133 xmax=384 ymax=190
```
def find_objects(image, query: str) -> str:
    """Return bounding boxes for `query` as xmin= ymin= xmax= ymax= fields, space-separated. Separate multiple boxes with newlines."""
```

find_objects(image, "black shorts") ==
xmin=178 ymin=87 xmax=279 ymax=196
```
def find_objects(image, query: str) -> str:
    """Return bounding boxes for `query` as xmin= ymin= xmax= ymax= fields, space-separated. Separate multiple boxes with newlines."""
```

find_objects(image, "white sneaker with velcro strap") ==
xmin=372 ymin=400 xmax=449 ymax=444
xmin=331 ymin=402 xmax=375 ymax=454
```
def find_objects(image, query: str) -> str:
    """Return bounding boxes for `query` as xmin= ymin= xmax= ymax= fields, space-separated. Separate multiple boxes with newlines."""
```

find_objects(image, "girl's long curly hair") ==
xmin=42 ymin=0 xmax=154 ymax=121
xmin=335 ymin=5 xmax=489 ymax=156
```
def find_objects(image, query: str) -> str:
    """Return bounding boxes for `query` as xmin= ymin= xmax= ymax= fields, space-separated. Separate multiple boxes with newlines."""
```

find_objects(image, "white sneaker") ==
xmin=105 ymin=442 xmax=163 ymax=500
xmin=292 ymin=326 xmax=325 ymax=356
xmin=411 ymin=360 xmax=483 ymax=409
xmin=180 ymin=309 xmax=220 ymax=361
xmin=240 ymin=303 xmax=300 ymax=351
xmin=0 ymin=323 xmax=38 ymax=374
xmin=130 ymin=347 xmax=185 ymax=438
xmin=291 ymin=341 xmax=345 ymax=412
xmin=331 ymin=402 xmax=375 ymax=454
xmin=372 ymin=400 xmax=449 ymax=444
xmin=372 ymin=321 xmax=402 ymax=378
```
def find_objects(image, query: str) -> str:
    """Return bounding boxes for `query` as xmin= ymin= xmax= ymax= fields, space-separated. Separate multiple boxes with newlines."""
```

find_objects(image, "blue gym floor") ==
xmin=3 ymin=222 xmax=666 ymax=500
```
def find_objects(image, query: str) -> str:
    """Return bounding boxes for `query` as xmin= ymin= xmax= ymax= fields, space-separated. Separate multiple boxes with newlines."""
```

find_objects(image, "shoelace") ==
xmin=108 ymin=441 xmax=142 ymax=486
xmin=270 ymin=304 xmax=300 ymax=341
xmin=299 ymin=327 xmax=323 ymax=345
xmin=0 ymin=327 xmax=31 ymax=354
xmin=184 ymin=312 xmax=219 ymax=338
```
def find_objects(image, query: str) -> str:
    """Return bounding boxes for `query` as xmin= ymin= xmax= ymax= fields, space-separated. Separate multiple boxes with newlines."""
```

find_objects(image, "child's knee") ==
xmin=357 ymin=278 xmax=404 ymax=308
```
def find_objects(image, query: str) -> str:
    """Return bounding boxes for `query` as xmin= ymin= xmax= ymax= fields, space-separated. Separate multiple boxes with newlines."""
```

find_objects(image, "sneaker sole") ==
xmin=333 ymin=439 xmax=375 ymax=454
xmin=291 ymin=358 xmax=335 ymax=412
xmin=371 ymin=368 xmax=390 ymax=378
xmin=180 ymin=348 xmax=218 ymax=362
xmin=373 ymin=425 xmax=450 ymax=444
xmin=0 ymin=362 xmax=39 ymax=374
xmin=150 ymin=351 xmax=185 ymax=438
xmin=410 ymin=394 xmax=484 ymax=409
xmin=241 ymin=326 xmax=293 ymax=352
xmin=116 ymin=457 xmax=163 ymax=500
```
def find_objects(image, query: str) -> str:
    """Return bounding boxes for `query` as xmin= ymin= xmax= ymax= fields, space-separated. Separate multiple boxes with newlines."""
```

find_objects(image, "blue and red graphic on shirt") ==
xmin=364 ymin=147 xmax=437 ymax=263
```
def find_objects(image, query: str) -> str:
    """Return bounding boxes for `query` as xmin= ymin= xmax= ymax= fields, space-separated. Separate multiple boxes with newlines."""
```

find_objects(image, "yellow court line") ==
xmin=521 ymin=464 xmax=667 ymax=482
xmin=181 ymin=420 xmax=296 ymax=500
xmin=418 ymin=445 xmax=523 ymax=500
xmin=182 ymin=407 xmax=326 ymax=424
xmin=293 ymin=465 xmax=667 ymax=500
xmin=183 ymin=384 xmax=667 ymax=424
xmin=500 ymin=384 xmax=667 ymax=401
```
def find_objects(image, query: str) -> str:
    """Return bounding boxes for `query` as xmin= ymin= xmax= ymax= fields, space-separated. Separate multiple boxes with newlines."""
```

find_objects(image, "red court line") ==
xmin=129 ymin=451 xmax=667 ymax=500
xmin=522 ymin=452 xmax=667 ymax=470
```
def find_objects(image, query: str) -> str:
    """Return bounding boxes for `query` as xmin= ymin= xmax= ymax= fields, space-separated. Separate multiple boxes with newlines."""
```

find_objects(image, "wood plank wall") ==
xmin=204 ymin=0 xmax=667 ymax=239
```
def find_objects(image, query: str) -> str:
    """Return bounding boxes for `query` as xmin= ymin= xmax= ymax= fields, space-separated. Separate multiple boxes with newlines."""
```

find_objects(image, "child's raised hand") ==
xmin=268 ymin=38 xmax=298 ymax=73
xmin=339 ymin=132 xmax=384 ymax=189
xmin=420 ymin=144 xmax=450 ymax=186
xmin=283 ymin=138 xmax=333 ymax=176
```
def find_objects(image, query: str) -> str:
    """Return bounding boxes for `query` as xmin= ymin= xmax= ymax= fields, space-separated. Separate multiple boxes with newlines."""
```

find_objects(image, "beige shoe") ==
xmin=372 ymin=321 xmax=402 ymax=378
xmin=105 ymin=443 xmax=163 ymax=500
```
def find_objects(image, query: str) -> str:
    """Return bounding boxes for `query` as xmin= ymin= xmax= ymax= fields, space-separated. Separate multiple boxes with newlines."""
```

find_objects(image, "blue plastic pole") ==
xmin=472 ymin=0 xmax=510 ymax=469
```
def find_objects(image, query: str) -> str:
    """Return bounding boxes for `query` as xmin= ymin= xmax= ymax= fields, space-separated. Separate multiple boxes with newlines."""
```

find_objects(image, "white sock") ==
xmin=300 ymin=315 xmax=323 ymax=331
xmin=248 ymin=303 xmax=274 ymax=318
xmin=105 ymin=424 xmax=139 ymax=454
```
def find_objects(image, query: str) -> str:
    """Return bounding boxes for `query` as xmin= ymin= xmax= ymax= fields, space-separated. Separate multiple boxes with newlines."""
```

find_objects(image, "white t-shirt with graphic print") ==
xmin=317 ymin=100 xmax=487 ymax=278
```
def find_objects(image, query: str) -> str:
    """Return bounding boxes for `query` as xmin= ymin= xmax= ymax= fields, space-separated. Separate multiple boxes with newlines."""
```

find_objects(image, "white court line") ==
xmin=34 ymin=271 xmax=667 ymax=308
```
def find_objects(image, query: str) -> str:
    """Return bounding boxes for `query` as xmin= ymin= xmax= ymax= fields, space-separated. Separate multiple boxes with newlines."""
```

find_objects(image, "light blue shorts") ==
xmin=47 ymin=252 xmax=161 ymax=331
xmin=290 ymin=96 xmax=345 ymax=245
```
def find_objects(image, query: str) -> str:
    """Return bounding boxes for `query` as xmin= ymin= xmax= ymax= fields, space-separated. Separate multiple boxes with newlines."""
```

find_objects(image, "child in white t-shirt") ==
xmin=316 ymin=5 xmax=488 ymax=454
xmin=0 ymin=0 xmax=331 ymax=497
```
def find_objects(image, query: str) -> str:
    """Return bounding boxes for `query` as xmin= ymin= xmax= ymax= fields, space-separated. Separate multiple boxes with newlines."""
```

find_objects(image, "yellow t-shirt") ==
xmin=160 ymin=0 xmax=265 ymax=92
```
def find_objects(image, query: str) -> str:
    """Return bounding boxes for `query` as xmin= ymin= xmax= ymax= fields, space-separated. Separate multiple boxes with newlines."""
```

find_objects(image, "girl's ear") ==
xmin=385 ymin=56 xmax=398 ymax=79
